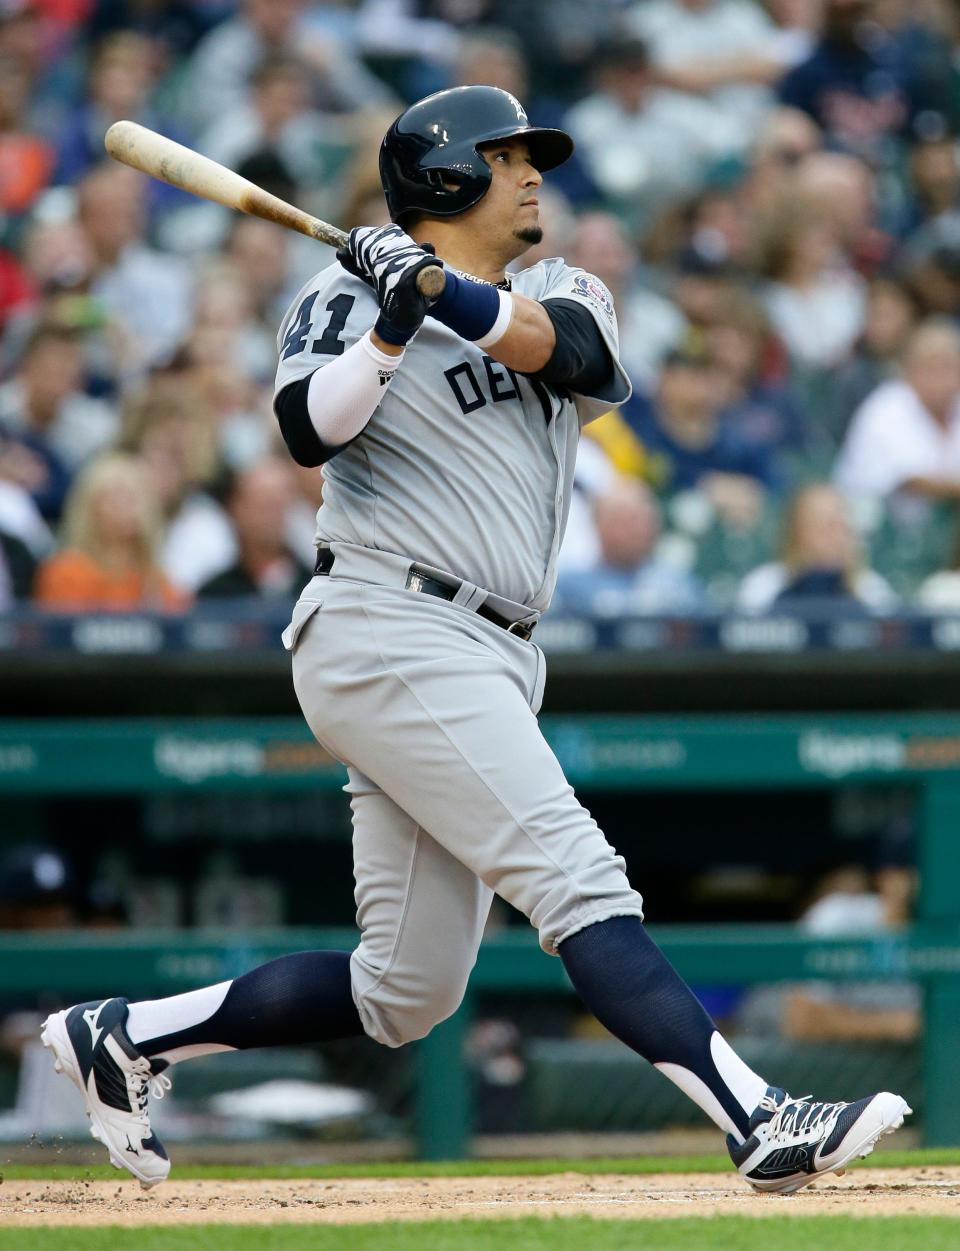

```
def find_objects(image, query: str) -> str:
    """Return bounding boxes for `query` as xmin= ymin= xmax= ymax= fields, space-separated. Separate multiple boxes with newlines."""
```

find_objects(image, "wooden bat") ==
xmin=104 ymin=120 xmax=446 ymax=300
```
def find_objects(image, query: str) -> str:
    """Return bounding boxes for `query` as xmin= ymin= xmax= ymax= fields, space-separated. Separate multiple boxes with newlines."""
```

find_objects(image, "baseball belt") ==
xmin=313 ymin=547 xmax=537 ymax=641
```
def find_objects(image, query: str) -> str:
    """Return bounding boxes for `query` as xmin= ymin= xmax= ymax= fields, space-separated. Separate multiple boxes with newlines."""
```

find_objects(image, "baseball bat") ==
xmin=104 ymin=120 xmax=446 ymax=300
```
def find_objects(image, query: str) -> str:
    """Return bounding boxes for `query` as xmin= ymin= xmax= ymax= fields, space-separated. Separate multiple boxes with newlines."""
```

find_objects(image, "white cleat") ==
xmin=41 ymin=997 xmax=172 ymax=1189
xmin=729 ymin=1085 xmax=911 ymax=1194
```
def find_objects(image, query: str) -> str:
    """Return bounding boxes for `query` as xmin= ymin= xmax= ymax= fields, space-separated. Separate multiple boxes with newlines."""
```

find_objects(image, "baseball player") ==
xmin=42 ymin=86 xmax=909 ymax=1192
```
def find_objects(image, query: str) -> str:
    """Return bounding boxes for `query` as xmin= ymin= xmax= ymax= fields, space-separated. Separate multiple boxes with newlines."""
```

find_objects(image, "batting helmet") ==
xmin=379 ymin=85 xmax=574 ymax=224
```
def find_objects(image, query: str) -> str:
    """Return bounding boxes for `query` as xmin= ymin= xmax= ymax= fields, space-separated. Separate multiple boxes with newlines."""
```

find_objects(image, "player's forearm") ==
xmin=427 ymin=270 xmax=555 ymax=371
xmin=483 ymin=293 xmax=555 ymax=372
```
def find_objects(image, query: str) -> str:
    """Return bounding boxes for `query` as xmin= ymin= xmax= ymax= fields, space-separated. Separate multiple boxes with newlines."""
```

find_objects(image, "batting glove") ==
xmin=338 ymin=225 xmax=439 ymax=346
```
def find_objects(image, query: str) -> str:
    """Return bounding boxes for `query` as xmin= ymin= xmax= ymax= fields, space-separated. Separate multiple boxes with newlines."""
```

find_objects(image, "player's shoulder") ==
xmin=513 ymin=256 xmax=617 ymax=326
xmin=510 ymin=255 xmax=575 ymax=293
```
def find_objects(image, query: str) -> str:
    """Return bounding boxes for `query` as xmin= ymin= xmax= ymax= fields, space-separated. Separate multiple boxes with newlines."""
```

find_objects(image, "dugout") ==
xmin=2 ymin=609 xmax=960 ymax=1157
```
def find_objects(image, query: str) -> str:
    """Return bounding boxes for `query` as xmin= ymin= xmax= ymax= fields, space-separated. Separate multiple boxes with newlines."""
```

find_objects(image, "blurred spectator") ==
xmin=563 ymin=37 xmax=742 ymax=230
xmin=834 ymin=317 xmax=960 ymax=501
xmin=794 ymin=150 xmax=888 ymax=276
xmin=737 ymin=482 xmax=896 ymax=612
xmin=621 ymin=347 xmax=779 ymax=526
xmin=671 ymin=247 xmax=742 ymax=335
xmin=86 ymin=0 xmax=215 ymax=58
xmin=34 ymin=452 xmax=189 ymax=611
xmin=190 ymin=259 xmax=276 ymax=386
xmin=897 ymin=194 xmax=960 ymax=314
xmin=0 ymin=522 xmax=36 ymax=607
xmin=557 ymin=437 xmax=617 ymax=575
xmin=782 ymin=865 xmax=920 ymax=1042
xmin=12 ymin=216 xmax=134 ymax=401
xmin=555 ymin=476 xmax=705 ymax=615
xmin=0 ymin=474 xmax=52 ymax=564
xmin=225 ymin=215 xmax=295 ymax=330
xmin=707 ymin=288 xmax=814 ymax=464
xmin=197 ymin=53 xmax=351 ymax=194
xmin=183 ymin=0 xmax=393 ymax=134
xmin=0 ymin=244 xmax=35 ymax=332
xmin=568 ymin=212 xmax=686 ymax=387
xmin=285 ymin=458 xmax=325 ymax=567
xmin=758 ymin=199 xmax=866 ymax=368
xmin=779 ymin=0 xmax=914 ymax=163
xmin=197 ymin=457 xmax=312 ymax=599
xmin=52 ymin=31 xmax=179 ymax=196
xmin=626 ymin=0 xmax=796 ymax=146
xmin=77 ymin=163 xmax=194 ymax=378
xmin=0 ymin=49 xmax=54 ymax=221
xmin=0 ymin=324 xmax=114 ymax=517
xmin=897 ymin=111 xmax=960 ymax=238
xmin=744 ymin=105 xmax=823 ymax=220
xmin=823 ymin=275 xmax=919 ymax=444
xmin=117 ymin=377 xmax=234 ymax=593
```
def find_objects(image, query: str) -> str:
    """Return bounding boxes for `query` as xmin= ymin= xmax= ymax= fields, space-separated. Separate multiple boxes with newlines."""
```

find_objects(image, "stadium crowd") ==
xmin=4 ymin=0 xmax=960 ymax=618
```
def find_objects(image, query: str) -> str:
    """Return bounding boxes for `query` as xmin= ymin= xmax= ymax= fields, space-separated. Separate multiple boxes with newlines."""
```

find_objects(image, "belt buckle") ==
xmin=508 ymin=619 xmax=535 ymax=641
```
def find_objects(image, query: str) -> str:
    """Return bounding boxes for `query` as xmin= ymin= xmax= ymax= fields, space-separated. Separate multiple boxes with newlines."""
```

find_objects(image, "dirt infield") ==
xmin=3 ymin=1167 xmax=959 ymax=1226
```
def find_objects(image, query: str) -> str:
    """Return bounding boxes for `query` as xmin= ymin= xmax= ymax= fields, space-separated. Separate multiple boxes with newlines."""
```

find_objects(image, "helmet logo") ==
xmin=505 ymin=92 xmax=526 ymax=123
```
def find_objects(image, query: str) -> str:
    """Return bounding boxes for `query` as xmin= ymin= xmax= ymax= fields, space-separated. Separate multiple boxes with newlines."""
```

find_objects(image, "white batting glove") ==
xmin=337 ymin=225 xmax=439 ymax=346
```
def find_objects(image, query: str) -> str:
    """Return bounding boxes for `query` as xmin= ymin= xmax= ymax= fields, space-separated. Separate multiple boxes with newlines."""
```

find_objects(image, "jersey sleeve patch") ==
xmin=571 ymin=272 xmax=615 ymax=323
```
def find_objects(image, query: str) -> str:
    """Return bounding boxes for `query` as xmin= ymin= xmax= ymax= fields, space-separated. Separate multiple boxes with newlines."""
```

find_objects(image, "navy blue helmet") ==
xmin=379 ymin=85 xmax=574 ymax=225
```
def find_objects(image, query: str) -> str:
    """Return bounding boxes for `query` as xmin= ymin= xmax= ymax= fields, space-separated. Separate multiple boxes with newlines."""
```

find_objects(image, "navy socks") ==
xmin=560 ymin=917 xmax=767 ymax=1139
xmin=129 ymin=951 xmax=362 ymax=1056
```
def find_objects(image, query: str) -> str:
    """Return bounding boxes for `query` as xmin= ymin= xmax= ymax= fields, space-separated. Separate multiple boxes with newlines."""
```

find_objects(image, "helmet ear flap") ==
xmin=426 ymin=167 xmax=464 ymax=194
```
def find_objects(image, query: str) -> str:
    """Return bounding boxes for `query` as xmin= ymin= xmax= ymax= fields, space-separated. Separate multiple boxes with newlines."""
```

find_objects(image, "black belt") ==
xmin=313 ymin=548 xmax=536 ymax=641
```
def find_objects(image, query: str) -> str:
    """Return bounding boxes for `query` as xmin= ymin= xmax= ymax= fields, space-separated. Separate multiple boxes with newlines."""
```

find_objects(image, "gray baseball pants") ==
xmin=287 ymin=573 xmax=645 ymax=1048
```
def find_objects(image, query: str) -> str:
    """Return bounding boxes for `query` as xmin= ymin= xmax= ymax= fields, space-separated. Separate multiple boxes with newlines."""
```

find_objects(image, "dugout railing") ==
xmin=1 ymin=713 xmax=959 ymax=1158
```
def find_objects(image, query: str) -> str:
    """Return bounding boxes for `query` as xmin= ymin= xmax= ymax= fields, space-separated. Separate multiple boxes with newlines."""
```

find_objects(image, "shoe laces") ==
xmin=127 ymin=1056 xmax=173 ymax=1124
xmin=761 ymin=1093 xmax=849 ymax=1143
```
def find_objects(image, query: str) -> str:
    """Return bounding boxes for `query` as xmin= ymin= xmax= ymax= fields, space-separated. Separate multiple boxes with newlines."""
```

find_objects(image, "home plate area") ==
xmin=3 ymin=1167 xmax=960 ymax=1226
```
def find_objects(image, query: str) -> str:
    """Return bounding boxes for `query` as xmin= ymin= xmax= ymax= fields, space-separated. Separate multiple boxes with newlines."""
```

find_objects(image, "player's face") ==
xmin=474 ymin=138 xmax=544 ymax=254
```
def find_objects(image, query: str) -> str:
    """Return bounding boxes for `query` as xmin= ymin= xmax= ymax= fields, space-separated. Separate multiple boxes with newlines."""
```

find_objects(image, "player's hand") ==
xmin=338 ymin=225 xmax=439 ymax=346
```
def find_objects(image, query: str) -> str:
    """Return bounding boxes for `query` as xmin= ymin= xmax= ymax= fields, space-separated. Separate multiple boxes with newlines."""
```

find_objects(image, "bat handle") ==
xmin=416 ymin=265 xmax=446 ymax=301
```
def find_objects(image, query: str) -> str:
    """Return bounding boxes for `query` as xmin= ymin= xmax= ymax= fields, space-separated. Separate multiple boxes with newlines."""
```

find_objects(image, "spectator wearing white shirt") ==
xmin=759 ymin=199 xmax=866 ymax=368
xmin=563 ymin=38 xmax=743 ymax=231
xmin=626 ymin=0 xmax=810 ymax=146
xmin=183 ymin=0 xmax=393 ymax=134
xmin=77 ymin=164 xmax=194 ymax=381
xmin=834 ymin=319 xmax=960 ymax=502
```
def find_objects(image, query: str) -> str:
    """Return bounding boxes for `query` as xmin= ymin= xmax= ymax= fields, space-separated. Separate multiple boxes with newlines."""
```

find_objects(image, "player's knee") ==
xmin=528 ymin=847 xmax=645 ymax=955
xmin=353 ymin=961 xmax=471 ymax=1048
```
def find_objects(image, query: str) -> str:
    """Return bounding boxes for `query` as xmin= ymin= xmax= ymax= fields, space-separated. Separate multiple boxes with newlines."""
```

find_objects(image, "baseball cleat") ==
xmin=41 ymin=997 xmax=172 ymax=1189
xmin=728 ymin=1085 xmax=911 ymax=1194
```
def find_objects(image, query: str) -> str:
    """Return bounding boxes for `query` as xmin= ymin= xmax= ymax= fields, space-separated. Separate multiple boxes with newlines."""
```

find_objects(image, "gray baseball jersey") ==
xmin=281 ymin=254 xmax=645 ymax=1047
xmin=274 ymin=258 xmax=631 ymax=611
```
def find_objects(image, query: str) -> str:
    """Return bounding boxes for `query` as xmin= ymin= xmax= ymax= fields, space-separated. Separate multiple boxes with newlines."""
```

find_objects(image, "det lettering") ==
xmin=444 ymin=356 xmax=523 ymax=414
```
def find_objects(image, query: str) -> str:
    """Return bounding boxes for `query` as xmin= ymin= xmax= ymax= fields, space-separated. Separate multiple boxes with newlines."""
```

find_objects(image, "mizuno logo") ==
xmin=83 ymin=1003 xmax=108 ymax=1050
xmin=125 ymin=1135 xmax=140 ymax=1156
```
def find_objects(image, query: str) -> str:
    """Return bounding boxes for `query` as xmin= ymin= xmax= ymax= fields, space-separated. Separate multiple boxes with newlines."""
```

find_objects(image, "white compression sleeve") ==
xmin=306 ymin=330 xmax=402 ymax=446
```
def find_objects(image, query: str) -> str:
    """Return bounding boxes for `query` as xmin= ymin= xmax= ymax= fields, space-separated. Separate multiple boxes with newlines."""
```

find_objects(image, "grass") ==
xmin=2 ymin=1218 xmax=959 ymax=1251
xmin=3 ymin=1146 xmax=960 ymax=1182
